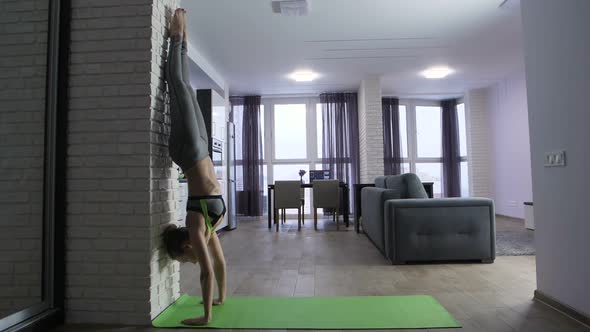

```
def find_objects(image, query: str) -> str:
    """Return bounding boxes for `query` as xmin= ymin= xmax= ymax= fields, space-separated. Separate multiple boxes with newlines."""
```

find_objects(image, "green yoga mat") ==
xmin=152 ymin=294 xmax=460 ymax=329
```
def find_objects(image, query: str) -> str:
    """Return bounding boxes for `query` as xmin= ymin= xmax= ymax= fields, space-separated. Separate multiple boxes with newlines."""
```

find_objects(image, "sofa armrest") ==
xmin=384 ymin=198 xmax=495 ymax=263
xmin=361 ymin=187 xmax=400 ymax=254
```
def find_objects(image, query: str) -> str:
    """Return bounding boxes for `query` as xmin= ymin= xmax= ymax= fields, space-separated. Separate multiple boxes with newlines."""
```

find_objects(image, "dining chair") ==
xmin=274 ymin=181 xmax=303 ymax=231
xmin=300 ymin=187 xmax=305 ymax=225
xmin=312 ymin=180 xmax=340 ymax=230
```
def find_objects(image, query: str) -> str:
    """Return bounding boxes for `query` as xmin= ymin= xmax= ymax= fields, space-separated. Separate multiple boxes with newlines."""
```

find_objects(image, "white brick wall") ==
xmin=358 ymin=77 xmax=384 ymax=183
xmin=0 ymin=0 xmax=48 ymax=317
xmin=465 ymin=88 xmax=492 ymax=198
xmin=148 ymin=0 xmax=180 ymax=320
xmin=66 ymin=0 xmax=178 ymax=325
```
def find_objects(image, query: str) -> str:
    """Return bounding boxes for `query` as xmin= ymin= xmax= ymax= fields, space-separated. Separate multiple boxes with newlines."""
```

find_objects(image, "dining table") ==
xmin=267 ymin=182 xmax=350 ymax=229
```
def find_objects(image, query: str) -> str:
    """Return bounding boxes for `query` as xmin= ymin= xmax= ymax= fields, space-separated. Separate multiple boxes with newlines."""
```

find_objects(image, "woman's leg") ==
xmin=166 ymin=34 xmax=209 ymax=170
xmin=181 ymin=38 xmax=209 ymax=150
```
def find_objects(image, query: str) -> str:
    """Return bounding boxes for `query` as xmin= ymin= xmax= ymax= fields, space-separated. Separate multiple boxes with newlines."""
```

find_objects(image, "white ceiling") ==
xmin=182 ymin=0 xmax=524 ymax=98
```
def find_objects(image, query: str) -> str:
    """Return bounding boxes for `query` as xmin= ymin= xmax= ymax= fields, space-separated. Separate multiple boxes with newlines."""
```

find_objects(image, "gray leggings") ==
xmin=166 ymin=37 xmax=209 ymax=172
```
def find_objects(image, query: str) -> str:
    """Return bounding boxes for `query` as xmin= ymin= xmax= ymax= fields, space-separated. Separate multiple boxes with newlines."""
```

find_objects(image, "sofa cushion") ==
xmin=385 ymin=175 xmax=407 ymax=198
xmin=374 ymin=176 xmax=387 ymax=188
xmin=403 ymin=173 xmax=428 ymax=198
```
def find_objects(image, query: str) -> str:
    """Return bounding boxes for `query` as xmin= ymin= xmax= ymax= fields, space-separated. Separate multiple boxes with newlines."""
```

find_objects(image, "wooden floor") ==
xmin=53 ymin=216 xmax=588 ymax=332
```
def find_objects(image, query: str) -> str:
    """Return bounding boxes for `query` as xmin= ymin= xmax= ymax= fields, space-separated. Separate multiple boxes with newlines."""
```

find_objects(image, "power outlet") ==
xmin=544 ymin=150 xmax=566 ymax=167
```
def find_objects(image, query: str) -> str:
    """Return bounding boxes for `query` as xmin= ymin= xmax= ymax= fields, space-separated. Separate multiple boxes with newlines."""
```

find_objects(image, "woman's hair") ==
xmin=161 ymin=224 xmax=189 ymax=259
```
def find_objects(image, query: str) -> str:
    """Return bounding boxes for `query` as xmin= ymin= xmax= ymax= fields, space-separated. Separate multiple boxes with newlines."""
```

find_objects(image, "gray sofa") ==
xmin=361 ymin=174 xmax=495 ymax=264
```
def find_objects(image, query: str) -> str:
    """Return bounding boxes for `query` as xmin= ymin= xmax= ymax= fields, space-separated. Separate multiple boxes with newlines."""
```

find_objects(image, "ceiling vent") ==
xmin=272 ymin=0 xmax=309 ymax=16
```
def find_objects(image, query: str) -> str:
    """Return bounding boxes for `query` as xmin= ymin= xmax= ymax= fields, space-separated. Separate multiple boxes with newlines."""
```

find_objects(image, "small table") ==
xmin=353 ymin=182 xmax=434 ymax=233
xmin=267 ymin=182 xmax=350 ymax=229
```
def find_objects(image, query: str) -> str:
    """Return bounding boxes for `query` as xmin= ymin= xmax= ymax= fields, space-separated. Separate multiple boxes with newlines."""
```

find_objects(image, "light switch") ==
xmin=544 ymin=153 xmax=553 ymax=166
xmin=555 ymin=150 xmax=566 ymax=166
xmin=544 ymin=150 xmax=566 ymax=167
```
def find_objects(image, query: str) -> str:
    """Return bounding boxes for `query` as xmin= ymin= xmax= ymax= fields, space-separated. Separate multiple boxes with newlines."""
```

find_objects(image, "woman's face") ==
xmin=177 ymin=242 xmax=198 ymax=264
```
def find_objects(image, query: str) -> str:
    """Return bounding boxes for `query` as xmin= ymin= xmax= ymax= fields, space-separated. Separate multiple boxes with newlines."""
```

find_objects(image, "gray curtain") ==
xmin=230 ymin=96 xmax=264 ymax=216
xmin=319 ymin=92 xmax=360 ymax=214
xmin=441 ymin=99 xmax=461 ymax=197
xmin=382 ymin=97 xmax=402 ymax=175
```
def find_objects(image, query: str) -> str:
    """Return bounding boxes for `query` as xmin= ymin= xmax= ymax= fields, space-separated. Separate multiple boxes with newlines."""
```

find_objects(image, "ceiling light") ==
xmin=288 ymin=71 xmax=319 ymax=82
xmin=272 ymin=0 xmax=309 ymax=16
xmin=421 ymin=66 xmax=454 ymax=79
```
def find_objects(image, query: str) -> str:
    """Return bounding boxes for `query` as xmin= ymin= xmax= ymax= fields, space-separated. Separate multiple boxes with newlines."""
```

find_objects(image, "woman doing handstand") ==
xmin=160 ymin=8 xmax=226 ymax=326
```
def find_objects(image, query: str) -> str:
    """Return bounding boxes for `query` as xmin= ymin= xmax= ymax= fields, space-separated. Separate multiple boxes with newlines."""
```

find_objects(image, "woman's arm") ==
xmin=183 ymin=213 xmax=214 ymax=325
xmin=208 ymin=230 xmax=226 ymax=303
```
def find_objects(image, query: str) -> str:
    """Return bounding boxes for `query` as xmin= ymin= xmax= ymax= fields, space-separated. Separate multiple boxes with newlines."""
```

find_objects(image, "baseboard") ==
xmin=534 ymin=290 xmax=590 ymax=328
xmin=496 ymin=214 xmax=525 ymax=222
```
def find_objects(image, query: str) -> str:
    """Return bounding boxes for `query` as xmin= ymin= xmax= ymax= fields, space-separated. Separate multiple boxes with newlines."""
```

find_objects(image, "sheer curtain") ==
xmin=319 ymin=92 xmax=360 ymax=214
xmin=382 ymin=97 xmax=402 ymax=175
xmin=441 ymin=99 xmax=461 ymax=197
xmin=230 ymin=96 xmax=264 ymax=216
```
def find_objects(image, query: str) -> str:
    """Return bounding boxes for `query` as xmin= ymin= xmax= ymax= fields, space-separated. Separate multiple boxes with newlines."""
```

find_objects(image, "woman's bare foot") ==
xmin=170 ymin=8 xmax=185 ymax=40
xmin=182 ymin=315 xmax=211 ymax=326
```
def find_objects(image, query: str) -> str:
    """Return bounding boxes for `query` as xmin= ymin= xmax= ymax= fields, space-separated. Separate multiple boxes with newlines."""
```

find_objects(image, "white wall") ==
xmin=488 ymin=71 xmax=533 ymax=219
xmin=521 ymin=0 xmax=590 ymax=317
xmin=149 ymin=0 xmax=181 ymax=320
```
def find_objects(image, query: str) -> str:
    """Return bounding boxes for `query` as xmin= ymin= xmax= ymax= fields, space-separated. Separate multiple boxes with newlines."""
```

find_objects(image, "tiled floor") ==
xmin=53 ymin=216 xmax=588 ymax=332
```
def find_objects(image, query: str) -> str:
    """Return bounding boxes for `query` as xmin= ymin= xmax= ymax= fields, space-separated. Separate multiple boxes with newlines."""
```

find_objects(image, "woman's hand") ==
xmin=182 ymin=315 xmax=211 ymax=325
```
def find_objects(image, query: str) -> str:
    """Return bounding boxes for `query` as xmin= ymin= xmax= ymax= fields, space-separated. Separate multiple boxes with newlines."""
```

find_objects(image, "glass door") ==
xmin=0 ymin=0 xmax=66 ymax=330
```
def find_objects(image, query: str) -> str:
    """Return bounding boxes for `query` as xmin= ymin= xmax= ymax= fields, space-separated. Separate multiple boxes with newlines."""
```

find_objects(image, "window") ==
xmin=395 ymin=100 xmax=468 ymax=198
xmin=416 ymin=106 xmax=442 ymax=158
xmin=233 ymin=105 xmax=243 ymax=162
xmin=401 ymin=162 xmax=410 ymax=174
xmin=274 ymin=104 xmax=307 ymax=159
xmin=316 ymin=104 xmax=323 ymax=158
xmin=457 ymin=103 xmax=467 ymax=157
xmin=457 ymin=103 xmax=469 ymax=196
xmin=260 ymin=106 xmax=265 ymax=159
xmin=460 ymin=161 xmax=469 ymax=197
xmin=399 ymin=105 xmax=408 ymax=158
xmin=416 ymin=163 xmax=442 ymax=196
xmin=260 ymin=98 xmax=330 ymax=216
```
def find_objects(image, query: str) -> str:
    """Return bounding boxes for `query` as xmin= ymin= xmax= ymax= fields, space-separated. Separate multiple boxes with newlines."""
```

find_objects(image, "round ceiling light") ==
xmin=421 ymin=66 xmax=454 ymax=79
xmin=288 ymin=70 xmax=319 ymax=82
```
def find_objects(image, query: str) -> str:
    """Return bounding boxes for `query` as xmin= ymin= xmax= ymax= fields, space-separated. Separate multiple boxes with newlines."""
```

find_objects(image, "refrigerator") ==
xmin=225 ymin=121 xmax=237 ymax=230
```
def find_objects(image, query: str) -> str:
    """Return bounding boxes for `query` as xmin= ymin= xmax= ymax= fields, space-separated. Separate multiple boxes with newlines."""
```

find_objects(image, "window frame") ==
xmin=396 ymin=99 xmax=468 ymax=197
xmin=261 ymin=96 xmax=334 ymax=215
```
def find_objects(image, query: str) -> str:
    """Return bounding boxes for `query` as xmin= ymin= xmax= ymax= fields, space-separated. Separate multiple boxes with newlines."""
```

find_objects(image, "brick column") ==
xmin=358 ymin=76 xmax=384 ymax=184
xmin=149 ymin=0 xmax=180 ymax=320
xmin=464 ymin=88 xmax=492 ymax=198
xmin=66 ymin=0 xmax=178 ymax=324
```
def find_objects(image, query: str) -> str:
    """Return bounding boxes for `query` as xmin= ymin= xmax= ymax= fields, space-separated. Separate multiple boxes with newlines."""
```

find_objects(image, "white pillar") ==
xmin=464 ymin=88 xmax=492 ymax=198
xmin=66 ymin=0 xmax=179 ymax=324
xmin=357 ymin=76 xmax=384 ymax=183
